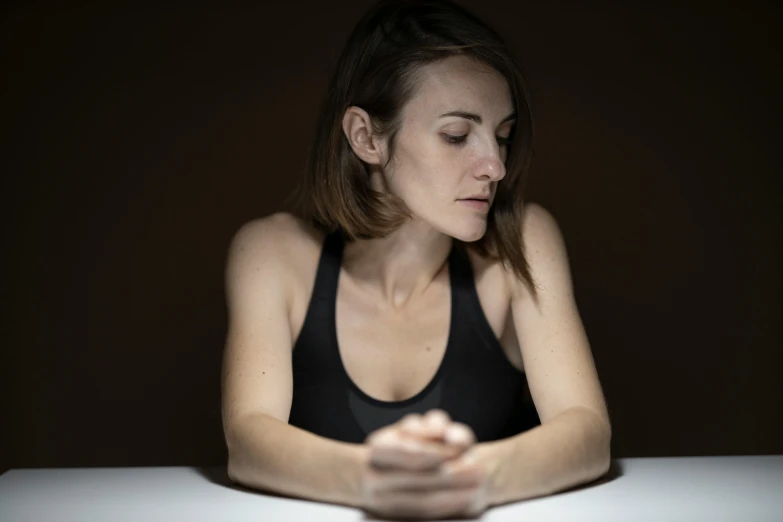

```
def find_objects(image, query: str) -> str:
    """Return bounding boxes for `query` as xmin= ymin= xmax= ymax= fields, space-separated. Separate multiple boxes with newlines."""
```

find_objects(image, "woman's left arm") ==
xmin=476 ymin=202 xmax=612 ymax=506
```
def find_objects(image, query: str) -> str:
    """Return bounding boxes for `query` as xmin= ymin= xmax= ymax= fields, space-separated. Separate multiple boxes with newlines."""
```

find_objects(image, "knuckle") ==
xmin=367 ymin=426 xmax=394 ymax=444
xmin=452 ymin=421 xmax=472 ymax=434
xmin=402 ymin=413 xmax=423 ymax=423
xmin=446 ymin=423 xmax=475 ymax=444
xmin=428 ymin=408 xmax=450 ymax=419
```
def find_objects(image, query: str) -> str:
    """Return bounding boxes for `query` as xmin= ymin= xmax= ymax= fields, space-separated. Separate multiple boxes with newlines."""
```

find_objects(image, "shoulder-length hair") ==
xmin=293 ymin=0 xmax=537 ymax=295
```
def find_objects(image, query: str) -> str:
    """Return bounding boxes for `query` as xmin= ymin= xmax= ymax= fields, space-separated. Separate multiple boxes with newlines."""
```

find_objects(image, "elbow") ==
xmin=226 ymin=452 xmax=248 ymax=486
xmin=226 ymin=440 xmax=260 ymax=489
xmin=577 ymin=406 xmax=612 ymax=479
xmin=224 ymin=422 xmax=252 ymax=487
xmin=582 ymin=433 xmax=611 ymax=483
xmin=594 ymin=418 xmax=612 ymax=478
xmin=223 ymin=412 xmax=276 ymax=489
xmin=595 ymin=446 xmax=612 ymax=479
xmin=224 ymin=432 xmax=245 ymax=485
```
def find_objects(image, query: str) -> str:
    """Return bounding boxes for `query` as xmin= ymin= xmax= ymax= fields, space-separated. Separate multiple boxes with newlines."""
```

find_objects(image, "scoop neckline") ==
xmin=330 ymin=244 xmax=456 ymax=409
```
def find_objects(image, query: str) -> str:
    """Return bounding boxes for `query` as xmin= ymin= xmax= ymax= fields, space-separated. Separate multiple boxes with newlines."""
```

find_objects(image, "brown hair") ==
xmin=293 ymin=0 xmax=537 ymax=296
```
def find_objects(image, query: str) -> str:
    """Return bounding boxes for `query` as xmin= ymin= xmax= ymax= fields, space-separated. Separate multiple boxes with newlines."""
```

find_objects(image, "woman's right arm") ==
xmin=221 ymin=215 xmax=368 ymax=507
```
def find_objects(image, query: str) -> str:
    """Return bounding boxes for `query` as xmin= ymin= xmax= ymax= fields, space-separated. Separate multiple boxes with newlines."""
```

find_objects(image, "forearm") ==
xmin=476 ymin=406 xmax=612 ymax=506
xmin=226 ymin=412 xmax=368 ymax=507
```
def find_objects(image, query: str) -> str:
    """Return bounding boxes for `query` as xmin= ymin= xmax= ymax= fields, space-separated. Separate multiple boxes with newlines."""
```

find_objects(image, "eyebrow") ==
xmin=438 ymin=110 xmax=517 ymax=125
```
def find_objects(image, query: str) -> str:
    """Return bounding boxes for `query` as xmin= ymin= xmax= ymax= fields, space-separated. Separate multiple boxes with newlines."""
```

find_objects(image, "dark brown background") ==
xmin=2 ymin=2 xmax=781 ymax=473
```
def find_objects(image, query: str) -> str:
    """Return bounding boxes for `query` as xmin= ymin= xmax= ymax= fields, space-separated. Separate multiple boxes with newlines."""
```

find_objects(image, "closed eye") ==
xmin=443 ymin=134 xmax=512 ymax=146
xmin=444 ymin=134 xmax=468 ymax=144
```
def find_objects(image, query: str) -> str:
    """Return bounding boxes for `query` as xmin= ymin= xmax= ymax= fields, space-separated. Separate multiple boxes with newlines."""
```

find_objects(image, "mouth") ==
xmin=457 ymin=198 xmax=490 ymax=211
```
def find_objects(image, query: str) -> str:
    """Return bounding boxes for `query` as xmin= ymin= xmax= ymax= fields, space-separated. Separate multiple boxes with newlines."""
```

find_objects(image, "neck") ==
xmin=341 ymin=218 xmax=453 ymax=310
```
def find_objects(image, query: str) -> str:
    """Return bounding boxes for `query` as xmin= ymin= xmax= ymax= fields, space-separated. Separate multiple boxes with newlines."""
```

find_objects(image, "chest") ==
xmin=335 ymin=276 xmax=452 ymax=402
xmin=290 ymin=252 xmax=525 ymax=403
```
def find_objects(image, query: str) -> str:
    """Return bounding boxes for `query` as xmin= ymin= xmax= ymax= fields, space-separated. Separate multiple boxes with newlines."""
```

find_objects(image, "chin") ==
xmin=445 ymin=220 xmax=488 ymax=243
xmin=416 ymin=207 xmax=489 ymax=242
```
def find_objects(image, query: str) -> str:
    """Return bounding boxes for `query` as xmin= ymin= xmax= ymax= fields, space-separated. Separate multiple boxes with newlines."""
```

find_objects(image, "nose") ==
xmin=473 ymin=142 xmax=506 ymax=182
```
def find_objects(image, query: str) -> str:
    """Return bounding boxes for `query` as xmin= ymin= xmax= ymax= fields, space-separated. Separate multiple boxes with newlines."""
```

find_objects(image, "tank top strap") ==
xmin=447 ymin=243 xmax=500 ymax=345
xmin=309 ymin=230 xmax=345 ymax=305
xmin=447 ymin=242 xmax=475 ymax=300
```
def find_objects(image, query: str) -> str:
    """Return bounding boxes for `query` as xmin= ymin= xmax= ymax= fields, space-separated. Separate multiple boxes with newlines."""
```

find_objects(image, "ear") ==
xmin=342 ymin=106 xmax=386 ymax=165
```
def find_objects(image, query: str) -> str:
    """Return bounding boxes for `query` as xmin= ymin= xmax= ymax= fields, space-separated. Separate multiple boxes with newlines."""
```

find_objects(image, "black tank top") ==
xmin=288 ymin=231 xmax=540 ymax=443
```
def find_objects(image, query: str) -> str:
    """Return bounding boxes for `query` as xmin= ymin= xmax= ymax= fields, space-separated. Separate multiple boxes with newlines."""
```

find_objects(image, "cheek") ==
xmin=387 ymin=136 xmax=461 ymax=203
xmin=400 ymin=160 xmax=453 ymax=204
xmin=408 ymin=147 xmax=459 ymax=192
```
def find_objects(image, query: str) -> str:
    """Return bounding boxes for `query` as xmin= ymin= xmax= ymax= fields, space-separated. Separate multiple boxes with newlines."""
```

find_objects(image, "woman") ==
xmin=221 ymin=0 xmax=611 ymax=519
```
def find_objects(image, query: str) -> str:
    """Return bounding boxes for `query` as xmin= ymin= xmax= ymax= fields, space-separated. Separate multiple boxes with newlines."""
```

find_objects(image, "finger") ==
xmin=400 ymin=411 xmax=466 ymax=445
xmin=370 ymin=437 xmax=455 ymax=470
xmin=398 ymin=410 xmax=451 ymax=439
xmin=372 ymin=462 xmax=483 ymax=492
xmin=424 ymin=409 xmax=450 ymax=428
xmin=399 ymin=414 xmax=427 ymax=438
xmin=406 ymin=411 xmax=474 ymax=447
xmin=397 ymin=412 xmax=447 ymax=441
xmin=418 ymin=410 xmax=450 ymax=439
xmin=444 ymin=422 xmax=475 ymax=448
xmin=370 ymin=434 xmax=459 ymax=471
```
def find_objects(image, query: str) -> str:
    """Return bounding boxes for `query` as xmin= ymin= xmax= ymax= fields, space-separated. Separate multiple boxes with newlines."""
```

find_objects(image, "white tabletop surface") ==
xmin=1 ymin=455 xmax=781 ymax=521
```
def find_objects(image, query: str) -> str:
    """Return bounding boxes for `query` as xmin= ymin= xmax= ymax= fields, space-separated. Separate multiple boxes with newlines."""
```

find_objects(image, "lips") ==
xmin=457 ymin=195 xmax=491 ymax=205
xmin=458 ymin=199 xmax=490 ymax=211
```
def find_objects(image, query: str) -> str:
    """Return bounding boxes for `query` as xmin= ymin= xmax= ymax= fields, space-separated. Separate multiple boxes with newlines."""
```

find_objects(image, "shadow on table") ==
xmin=558 ymin=459 xmax=624 ymax=494
xmin=195 ymin=466 xmax=325 ymax=504
xmin=484 ymin=459 xmax=624 ymax=510
xmin=196 ymin=466 xmax=233 ymax=488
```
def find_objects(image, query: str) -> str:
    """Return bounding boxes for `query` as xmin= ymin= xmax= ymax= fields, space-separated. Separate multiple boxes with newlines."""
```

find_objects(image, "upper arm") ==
xmin=508 ymin=203 xmax=610 ymax=429
xmin=221 ymin=214 xmax=297 ymax=441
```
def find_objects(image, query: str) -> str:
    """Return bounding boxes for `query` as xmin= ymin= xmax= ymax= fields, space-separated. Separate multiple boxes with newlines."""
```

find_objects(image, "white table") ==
xmin=1 ymin=456 xmax=781 ymax=521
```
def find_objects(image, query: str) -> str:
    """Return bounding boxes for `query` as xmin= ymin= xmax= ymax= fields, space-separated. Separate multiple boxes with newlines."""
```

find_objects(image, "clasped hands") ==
xmin=360 ymin=409 xmax=490 ymax=520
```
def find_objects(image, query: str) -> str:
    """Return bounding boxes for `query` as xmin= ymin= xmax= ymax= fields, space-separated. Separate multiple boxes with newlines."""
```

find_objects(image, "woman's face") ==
xmin=378 ymin=55 xmax=515 ymax=242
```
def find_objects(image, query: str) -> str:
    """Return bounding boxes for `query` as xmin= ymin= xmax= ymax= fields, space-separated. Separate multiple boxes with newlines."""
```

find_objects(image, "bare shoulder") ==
xmin=228 ymin=212 xmax=322 ymax=260
xmin=506 ymin=201 xmax=572 ymax=301
xmin=226 ymin=212 xmax=325 ymax=298
xmin=519 ymin=202 xmax=565 ymax=253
